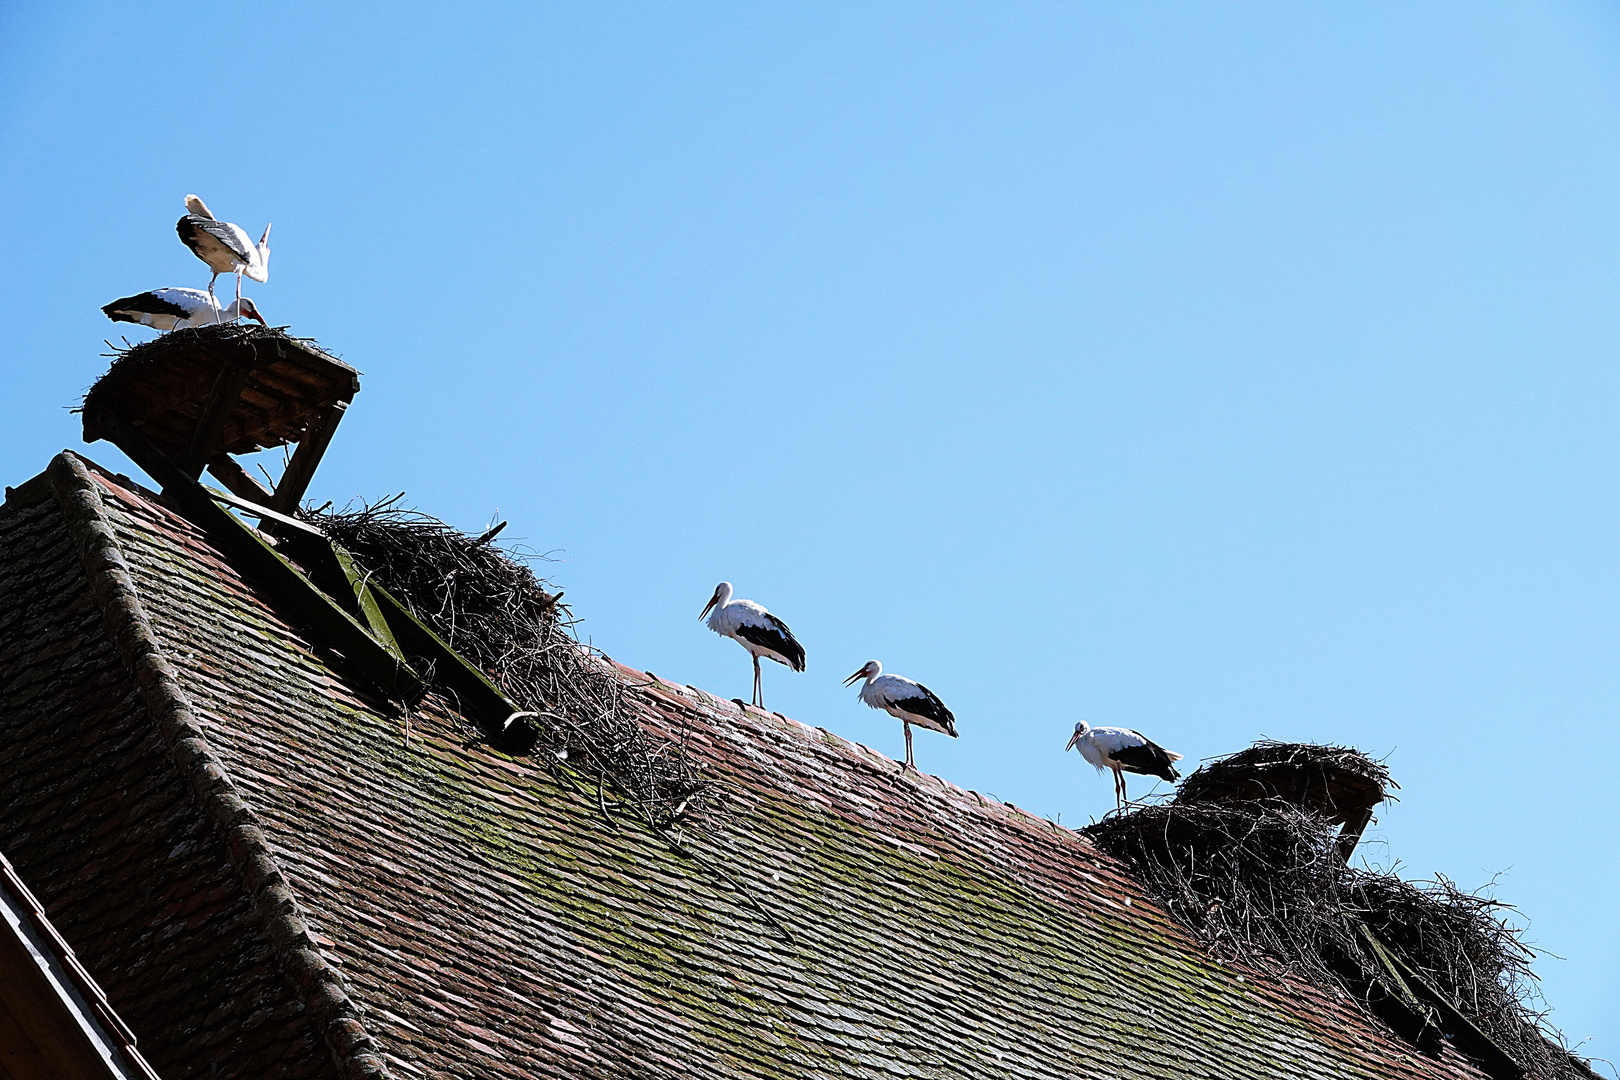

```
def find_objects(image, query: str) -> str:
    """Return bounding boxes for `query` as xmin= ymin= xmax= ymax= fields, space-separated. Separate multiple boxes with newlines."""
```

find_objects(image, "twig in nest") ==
xmin=1085 ymin=746 xmax=1588 ymax=1080
xmin=301 ymin=497 xmax=723 ymax=832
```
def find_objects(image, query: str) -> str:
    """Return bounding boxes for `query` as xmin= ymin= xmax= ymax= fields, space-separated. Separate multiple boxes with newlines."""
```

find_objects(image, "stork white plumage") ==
xmin=844 ymin=660 xmax=957 ymax=771
xmin=699 ymin=582 xmax=805 ymax=709
xmin=1066 ymin=720 xmax=1182 ymax=809
xmin=176 ymin=195 xmax=270 ymax=311
xmin=102 ymin=288 xmax=266 ymax=331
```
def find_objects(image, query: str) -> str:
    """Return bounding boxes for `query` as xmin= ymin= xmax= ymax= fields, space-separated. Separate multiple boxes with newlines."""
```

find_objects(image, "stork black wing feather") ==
xmin=1111 ymin=740 xmax=1180 ymax=782
xmin=733 ymin=615 xmax=806 ymax=671
xmin=177 ymin=215 xmax=252 ymax=262
xmin=102 ymin=292 xmax=189 ymax=322
xmin=900 ymin=684 xmax=956 ymax=735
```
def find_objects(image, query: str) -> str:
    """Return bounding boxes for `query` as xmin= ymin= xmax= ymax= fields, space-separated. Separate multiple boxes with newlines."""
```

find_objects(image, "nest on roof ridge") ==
xmin=302 ymin=496 xmax=720 ymax=831
xmin=1084 ymin=743 xmax=1585 ymax=1080
xmin=1175 ymin=739 xmax=1393 ymax=824
xmin=97 ymin=322 xmax=308 ymax=377
xmin=100 ymin=318 xmax=306 ymax=356
xmin=86 ymin=324 xmax=358 ymax=457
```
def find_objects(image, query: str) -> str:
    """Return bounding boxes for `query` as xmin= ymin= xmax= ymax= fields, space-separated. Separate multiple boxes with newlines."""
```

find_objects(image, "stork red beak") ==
xmin=843 ymin=668 xmax=865 ymax=687
xmin=245 ymin=306 xmax=267 ymax=326
xmin=698 ymin=596 xmax=718 ymax=622
xmin=1065 ymin=731 xmax=1082 ymax=751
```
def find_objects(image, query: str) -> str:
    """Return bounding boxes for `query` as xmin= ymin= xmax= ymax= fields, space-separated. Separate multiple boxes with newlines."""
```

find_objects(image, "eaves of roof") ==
xmin=0 ymin=848 xmax=161 ymax=1080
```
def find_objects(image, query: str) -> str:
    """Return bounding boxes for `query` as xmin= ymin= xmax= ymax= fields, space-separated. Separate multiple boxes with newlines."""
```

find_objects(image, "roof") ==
xmin=0 ymin=451 xmax=1499 ymax=1080
xmin=1 ymin=848 xmax=161 ymax=1080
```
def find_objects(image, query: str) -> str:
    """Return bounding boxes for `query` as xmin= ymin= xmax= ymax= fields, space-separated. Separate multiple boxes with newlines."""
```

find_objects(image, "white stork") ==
xmin=103 ymin=288 xmax=265 ymax=331
xmin=699 ymin=582 xmax=805 ymax=709
xmin=1066 ymin=720 xmax=1182 ymax=809
xmin=176 ymin=195 xmax=270 ymax=309
xmin=844 ymin=660 xmax=957 ymax=771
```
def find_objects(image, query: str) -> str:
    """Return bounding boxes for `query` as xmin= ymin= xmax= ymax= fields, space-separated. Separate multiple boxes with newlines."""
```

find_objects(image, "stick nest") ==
xmin=302 ymin=497 xmax=721 ymax=830
xmin=100 ymin=322 xmax=307 ymax=369
xmin=1085 ymin=744 xmax=1587 ymax=1080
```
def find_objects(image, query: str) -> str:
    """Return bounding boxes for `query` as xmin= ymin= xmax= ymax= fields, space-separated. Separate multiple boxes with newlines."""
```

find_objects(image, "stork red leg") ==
xmin=903 ymin=723 xmax=914 ymax=770
xmin=752 ymin=654 xmax=762 ymax=708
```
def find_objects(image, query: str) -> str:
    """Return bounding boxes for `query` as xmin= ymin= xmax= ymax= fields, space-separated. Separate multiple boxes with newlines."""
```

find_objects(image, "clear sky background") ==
xmin=2 ymin=1 xmax=1617 ymax=1063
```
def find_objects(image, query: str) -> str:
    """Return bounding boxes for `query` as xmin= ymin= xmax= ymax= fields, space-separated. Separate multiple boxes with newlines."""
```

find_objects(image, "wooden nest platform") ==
xmin=83 ymin=324 xmax=358 ymax=460
xmin=1175 ymin=740 xmax=1391 ymax=826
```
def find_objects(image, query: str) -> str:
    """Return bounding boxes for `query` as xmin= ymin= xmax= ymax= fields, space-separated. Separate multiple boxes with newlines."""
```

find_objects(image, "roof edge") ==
xmin=44 ymin=451 xmax=393 ymax=1080
xmin=1 ymin=848 xmax=161 ymax=1080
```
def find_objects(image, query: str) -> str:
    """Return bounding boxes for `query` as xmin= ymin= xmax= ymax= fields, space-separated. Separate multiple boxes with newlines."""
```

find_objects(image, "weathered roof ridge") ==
xmin=623 ymin=661 xmax=1083 ymax=839
xmin=43 ymin=451 xmax=391 ymax=1080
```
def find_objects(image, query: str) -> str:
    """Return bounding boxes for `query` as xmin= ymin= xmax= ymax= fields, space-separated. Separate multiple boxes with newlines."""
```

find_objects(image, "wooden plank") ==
xmin=369 ymin=584 xmax=536 ymax=754
xmin=205 ymin=455 xmax=276 ymax=508
xmin=1366 ymin=922 xmax=1526 ymax=1079
xmin=102 ymin=414 xmax=425 ymax=704
xmin=1352 ymin=924 xmax=1443 ymax=1054
xmin=271 ymin=402 xmax=346 ymax=515
xmin=0 ymin=923 xmax=131 ymax=1080
xmin=204 ymin=484 xmax=326 ymax=540
xmin=185 ymin=361 xmax=253 ymax=476
xmin=265 ymin=338 xmax=361 ymax=391
xmin=327 ymin=544 xmax=412 ymax=668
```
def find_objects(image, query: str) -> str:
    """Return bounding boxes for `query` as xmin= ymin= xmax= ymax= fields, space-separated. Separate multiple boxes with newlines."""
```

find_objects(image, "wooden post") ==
xmin=271 ymin=401 xmax=347 ymax=515
xmin=185 ymin=361 xmax=253 ymax=476
xmin=1335 ymin=805 xmax=1374 ymax=865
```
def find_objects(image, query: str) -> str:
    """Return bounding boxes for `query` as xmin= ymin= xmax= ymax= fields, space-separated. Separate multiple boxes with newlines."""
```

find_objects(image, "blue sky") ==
xmin=3 ymin=1 xmax=1617 ymax=1061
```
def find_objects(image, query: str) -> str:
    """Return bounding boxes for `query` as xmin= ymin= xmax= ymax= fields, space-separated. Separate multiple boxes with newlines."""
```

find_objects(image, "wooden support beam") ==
xmin=1360 ymin=922 xmax=1527 ymax=1080
xmin=368 ymin=584 xmax=537 ymax=754
xmin=1319 ymin=935 xmax=1442 ymax=1058
xmin=1336 ymin=805 xmax=1374 ymax=865
xmin=185 ymin=361 xmax=253 ymax=477
xmin=99 ymin=411 xmax=425 ymax=704
xmin=98 ymin=404 xmax=541 ymax=758
xmin=271 ymin=401 xmax=347 ymax=515
xmin=206 ymin=455 xmax=276 ymax=509
xmin=328 ymin=544 xmax=412 ymax=667
xmin=204 ymin=485 xmax=327 ymax=541
xmin=1351 ymin=924 xmax=1444 ymax=1055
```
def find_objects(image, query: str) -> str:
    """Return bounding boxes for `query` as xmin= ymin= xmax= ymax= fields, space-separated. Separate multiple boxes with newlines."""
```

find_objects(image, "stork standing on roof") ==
xmin=1067 ymin=721 xmax=1182 ymax=810
xmin=176 ymin=195 xmax=270 ymax=311
xmin=844 ymin=660 xmax=957 ymax=771
xmin=102 ymin=288 xmax=266 ymax=331
xmin=699 ymin=582 xmax=805 ymax=709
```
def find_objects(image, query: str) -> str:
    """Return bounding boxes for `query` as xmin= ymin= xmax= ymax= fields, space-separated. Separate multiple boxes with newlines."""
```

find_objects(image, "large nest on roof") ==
xmin=98 ymin=321 xmax=305 ymax=372
xmin=1176 ymin=739 xmax=1392 ymax=823
xmin=1084 ymin=744 xmax=1587 ymax=1080
xmin=85 ymin=324 xmax=359 ymax=457
xmin=302 ymin=497 xmax=720 ymax=831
